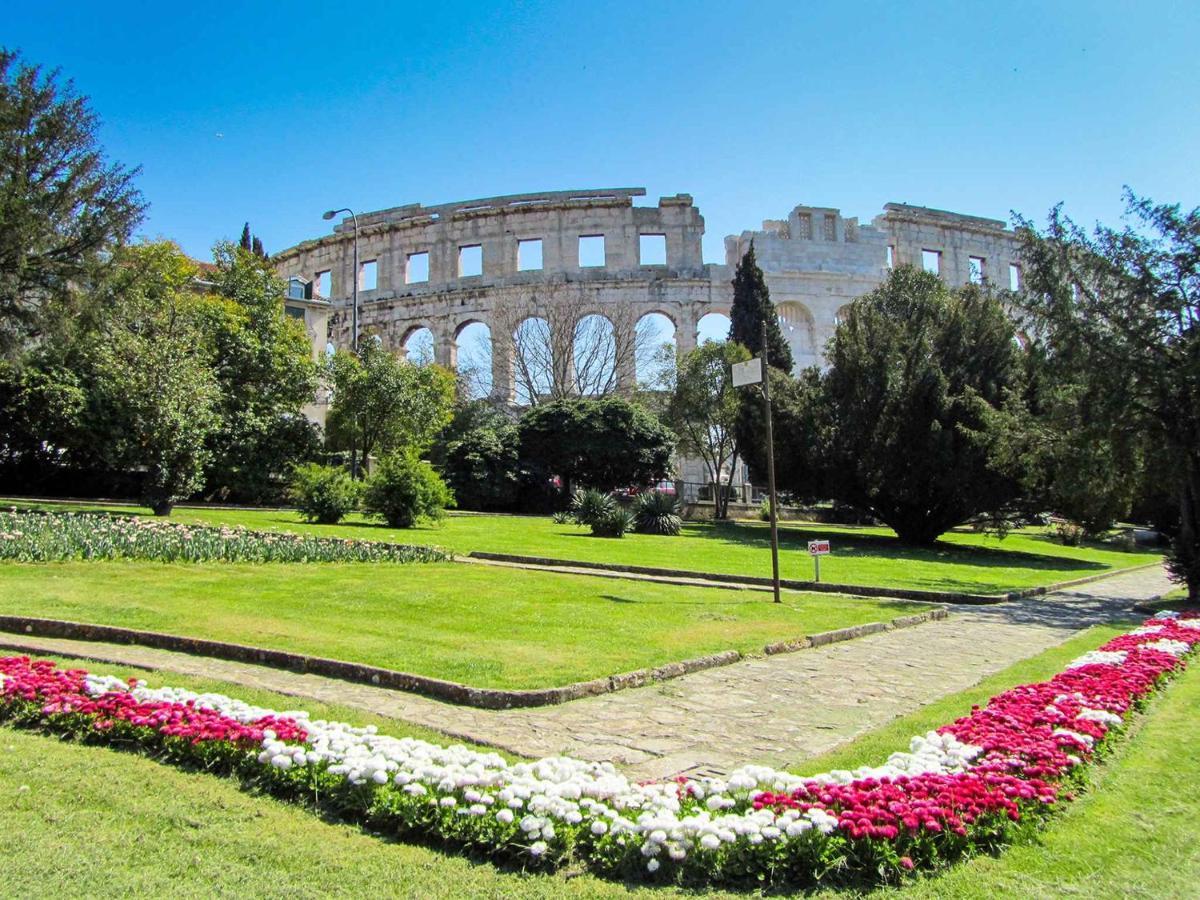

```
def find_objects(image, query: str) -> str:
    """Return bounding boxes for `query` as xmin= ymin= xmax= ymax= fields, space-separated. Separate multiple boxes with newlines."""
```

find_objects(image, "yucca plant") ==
xmin=569 ymin=488 xmax=615 ymax=527
xmin=551 ymin=510 xmax=572 ymax=525
xmin=590 ymin=506 xmax=635 ymax=538
xmin=632 ymin=491 xmax=682 ymax=536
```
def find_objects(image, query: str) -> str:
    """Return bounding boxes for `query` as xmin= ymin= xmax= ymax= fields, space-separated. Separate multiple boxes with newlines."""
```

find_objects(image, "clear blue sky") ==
xmin=9 ymin=1 xmax=1198 ymax=263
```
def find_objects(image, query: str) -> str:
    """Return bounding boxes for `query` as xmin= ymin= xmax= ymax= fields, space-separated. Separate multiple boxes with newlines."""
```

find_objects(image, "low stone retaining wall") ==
xmin=0 ymin=608 xmax=946 ymax=710
xmin=467 ymin=551 xmax=1163 ymax=605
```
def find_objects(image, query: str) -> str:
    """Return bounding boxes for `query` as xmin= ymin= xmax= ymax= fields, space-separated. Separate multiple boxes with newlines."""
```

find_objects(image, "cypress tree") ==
xmin=251 ymin=235 xmax=266 ymax=259
xmin=728 ymin=243 xmax=792 ymax=371
xmin=239 ymin=223 xmax=252 ymax=252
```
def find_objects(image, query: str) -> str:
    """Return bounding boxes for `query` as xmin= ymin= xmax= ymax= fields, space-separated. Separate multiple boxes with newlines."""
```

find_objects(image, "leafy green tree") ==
xmin=325 ymin=340 xmax=456 ymax=476
xmin=517 ymin=396 xmax=675 ymax=495
xmin=429 ymin=401 xmax=522 ymax=511
xmin=289 ymin=462 xmax=362 ymax=524
xmin=198 ymin=243 xmax=320 ymax=502
xmin=728 ymin=244 xmax=792 ymax=371
xmin=780 ymin=267 xmax=1034 ymax=544
xmin=79 ymin=242 xmax=220 ymax=515
xmin=663 ymin=340 xmax=752 ymax=519
xmin=1016 ymin=192 xmax=1200 ymax=597
xmin=0 ymin=49 xmax=146 ymax=357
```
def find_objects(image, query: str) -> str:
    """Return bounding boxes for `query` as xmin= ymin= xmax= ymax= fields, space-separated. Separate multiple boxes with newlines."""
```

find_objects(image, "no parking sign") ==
xmin=807 ymin=539 xmax=831 ymax=581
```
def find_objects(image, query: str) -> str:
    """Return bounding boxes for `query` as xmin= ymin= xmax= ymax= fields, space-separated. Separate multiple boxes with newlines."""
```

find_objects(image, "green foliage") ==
xmin=728 ymin=244 xmax=793 ymax=371
xmin=428 ymin=401 xmax=521 ymax=511
xmin=0 ymin=49 xmax=146 ymax=357
xmin=664 ymin=341 xmax=752 ymax=519
xmin=198 ymin=243 xmax=321 ymax=502
xmin=517 ymin=396 xmax=675 ymax=494
xmin=0 ymin=509 xmax=444 ymax=563
xmin=363 ymin=450 xmax=454 ymax=528
xmin=770 ymin=267 xmax=1035 ymax=544
xmin=590 ymin=505 xmax=634 ymax=538
xmin=631 ymin=491 xmax=682 ymax=536
xmin=551 ymin=510 xmax=571 ymax=525
xmin=79 ymin=242 xmax=222 ymax=515
xmin=1017 ymin=192 xmax=1200 ymax=598
xmin=289 ymin=463 xmax=362 ymax=524
xmin=326 ymin=341 xmax=456 ymax=474
xmin=569 ymin=488 xmax=616 ymax=526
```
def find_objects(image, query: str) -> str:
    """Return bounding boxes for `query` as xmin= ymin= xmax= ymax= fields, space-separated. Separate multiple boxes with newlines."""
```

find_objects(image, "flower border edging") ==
xmin=0 ymin=609 xmax=946 ymax=710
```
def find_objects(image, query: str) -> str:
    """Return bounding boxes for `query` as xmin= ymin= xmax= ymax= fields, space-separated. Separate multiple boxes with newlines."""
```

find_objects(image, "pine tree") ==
xmin=239 ymin=223 xmax=252 ymax=252
xmin=728 ymin=244 xmax=792 ymax=371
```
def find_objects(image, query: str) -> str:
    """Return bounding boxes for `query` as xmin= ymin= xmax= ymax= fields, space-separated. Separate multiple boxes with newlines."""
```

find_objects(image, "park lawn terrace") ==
xmin=0 ymin=560 xmax=924 ymax=691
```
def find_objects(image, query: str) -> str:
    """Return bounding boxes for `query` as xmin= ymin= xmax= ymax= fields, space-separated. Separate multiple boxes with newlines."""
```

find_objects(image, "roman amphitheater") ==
xmin=274 ymin=187 xmax=1025 ymax=404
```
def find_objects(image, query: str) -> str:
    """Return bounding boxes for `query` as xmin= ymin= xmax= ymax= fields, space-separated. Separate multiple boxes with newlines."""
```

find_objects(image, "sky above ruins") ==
xmin=8 ymin=1 xmax=1198 ymax=263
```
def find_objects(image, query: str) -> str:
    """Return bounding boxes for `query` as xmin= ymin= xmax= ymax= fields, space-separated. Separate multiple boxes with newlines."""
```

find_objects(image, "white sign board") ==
xmin=731 ymin=357 xmax=763 ymax=387
xmin=808 ymin=539 xmax=831 ymax=556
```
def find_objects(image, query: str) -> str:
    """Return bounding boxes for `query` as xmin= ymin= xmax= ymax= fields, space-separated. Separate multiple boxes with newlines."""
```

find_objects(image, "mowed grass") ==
xmin=2 ymin=630 xmax=1197 ymax=898
xmin=7 ymin=499 xmax=1163 ymax=594
xmin=0 ymin=560 xmax=923 ymax=690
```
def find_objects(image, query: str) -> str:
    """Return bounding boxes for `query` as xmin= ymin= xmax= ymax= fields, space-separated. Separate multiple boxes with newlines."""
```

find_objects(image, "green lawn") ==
xmin=6 ymin=499 xmax=1162 ymax=595
xmin=2 ymin=627 xmax=1196 ymax=898
xmin=0 ymin=560 xmax=922 ymax=690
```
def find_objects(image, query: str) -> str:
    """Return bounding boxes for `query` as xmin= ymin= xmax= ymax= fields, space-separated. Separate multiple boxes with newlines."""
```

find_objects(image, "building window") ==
xmin=797 ymin=213 xmax=812 ymax=239
xmin=285 ymin=305 xmax=306 ymax=321
xmin=406 ymin=252 xmax=429 ymax=284
xmin=639 ymin=233 xmax=666 ymax=266
xmin=886 ymin=246 xmax=895 ymax=268
xmin=518 ymin=238 xmax=543 ymax=271
xmin=315 ymin=270 xmax=332 ymax=298
xmin=823 ymin=214 xmax=836 ymax=241
xmin=458 ymin=244 xmax=482 ymax=278
xmin=921 ymin=249 xmax=941 ymax=276
xmin=360 ymin=260 xmax=377 ymax=291
xmin=969 ymin=256 xmax=985 ymax=284
xmin=578 ymin=235 xmax=605 ymax=268
xmin=1008 ymin=263 xmax=1021 ymax=291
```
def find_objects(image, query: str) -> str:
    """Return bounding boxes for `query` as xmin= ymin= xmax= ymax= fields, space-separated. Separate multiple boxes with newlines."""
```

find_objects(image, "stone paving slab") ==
xmin=0 ymin=565 xmax=1175 ymax=781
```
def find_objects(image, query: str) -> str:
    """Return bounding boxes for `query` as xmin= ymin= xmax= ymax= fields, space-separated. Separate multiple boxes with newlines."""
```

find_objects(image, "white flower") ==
xmin=590 ymin=819 xmax=608 ymax=836
xmin=699 ymin=833 xmax=721 ymax=851
xmin=646 ymin=858 xmax=660 ymax=873
xmin=529 ymin=840 xmax=548 ymax=857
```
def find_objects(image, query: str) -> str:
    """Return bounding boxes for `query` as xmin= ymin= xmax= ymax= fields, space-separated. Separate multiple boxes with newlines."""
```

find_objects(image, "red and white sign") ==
xmin=807 ymin=540 xmax=831 ymax=556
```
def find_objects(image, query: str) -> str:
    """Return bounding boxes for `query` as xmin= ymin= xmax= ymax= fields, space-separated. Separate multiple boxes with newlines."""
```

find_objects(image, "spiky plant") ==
xmin=570 ymin=488 xmax=615 ymax=527
xmin=632 ymin=491 xmax=682 ymax=536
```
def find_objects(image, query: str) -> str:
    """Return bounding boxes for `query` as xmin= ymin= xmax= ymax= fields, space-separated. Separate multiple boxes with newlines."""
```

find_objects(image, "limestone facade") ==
xmin=274 ymin=188 xmax=1025 ymax=401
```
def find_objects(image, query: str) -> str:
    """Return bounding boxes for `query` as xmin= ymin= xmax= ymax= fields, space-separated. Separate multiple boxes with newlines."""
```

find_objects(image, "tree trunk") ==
xmin=1171 ymin=452 xmax=1200 ymax=602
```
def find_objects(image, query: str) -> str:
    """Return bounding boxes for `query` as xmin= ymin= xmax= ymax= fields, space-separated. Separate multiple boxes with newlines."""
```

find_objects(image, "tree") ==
xmin=197 ymin=243 xmax=320 ymax=502
xmin=517 ymin=396 xmax=675 ymax=495
xmin=781 ymin=266 xmax=1034 ymax=544
xmin=239 ymin=223 xmax=252 ymax=252
xmin=0 ymin=49 xmax=146 ymax=357
xmin=239 ymin=223 xmax=266 ymax=259
xmin=78 ymin=242 xmax=220 ymax=515
xmin=663 ymin=340 xmax=752 ymax=519
xmin=728 ymin=243 xmax=792 ymax=371
xmin=1016 ymin=192 xmax=1200 ymax=598
xmin=492 ymin=283 xmax=657 ymax=404
xmin=325 ymin=340 xmax=456 ymax=475
xmin=429 ymin=401 xmax=522 ymax=511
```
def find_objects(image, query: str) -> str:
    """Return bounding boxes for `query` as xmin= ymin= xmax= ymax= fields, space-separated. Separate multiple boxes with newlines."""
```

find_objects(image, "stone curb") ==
xmin=0 ymin=608 xmax=947 ymax=710
xmin=466 ymin=551 xmax=1163 ymax=605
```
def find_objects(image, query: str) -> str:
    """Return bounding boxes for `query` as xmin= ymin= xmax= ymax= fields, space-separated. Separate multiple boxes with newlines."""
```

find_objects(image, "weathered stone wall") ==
xmin=273 ymin=189 xmax=1026 ymax=398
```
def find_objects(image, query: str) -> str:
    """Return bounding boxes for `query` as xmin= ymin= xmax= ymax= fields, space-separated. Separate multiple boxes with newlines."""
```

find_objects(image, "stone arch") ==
xmin=696 ymin=310 xmax=731 ymax=346
xmin=573 ymin=312 xmax=618 ymax=396
xmin=512 ymin=315 xmax=554 ymax=406
xmin=833 ymin=304 xmax=853 ymax=328
xmin=777 ymin=301 xmax=817 ymax=356
xmin=635 ymin=311 xmax=676 ymax=388
xmin=454 ymin=319 xmax=493 ymax=399
xmin=401 ymin=325 xmax=435 ymax=365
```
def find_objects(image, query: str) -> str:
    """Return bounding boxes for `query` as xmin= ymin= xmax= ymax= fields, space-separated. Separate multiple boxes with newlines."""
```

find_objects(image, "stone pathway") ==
xmin=0 ymin=566 xmax=1175 ymax=781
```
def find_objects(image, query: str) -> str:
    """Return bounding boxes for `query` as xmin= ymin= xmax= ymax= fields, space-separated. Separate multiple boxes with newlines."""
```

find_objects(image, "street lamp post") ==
xmin=322 ymin=207 xmax=359 ymax=352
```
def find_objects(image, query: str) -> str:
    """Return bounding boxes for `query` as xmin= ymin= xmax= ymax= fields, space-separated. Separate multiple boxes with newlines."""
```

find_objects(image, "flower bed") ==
xmin=2 ymin=613 xmax=1197 ymax=889
xmin=0 ymin=509 xmax=447 ymax=564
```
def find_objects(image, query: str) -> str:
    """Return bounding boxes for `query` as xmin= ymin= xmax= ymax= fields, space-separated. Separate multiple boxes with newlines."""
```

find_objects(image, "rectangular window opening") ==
xmin=458 ymin=244 xmax=482 ymax=278
xmin=315 ymin=270 xmax=332 ymax=297
xmin=886 ymin=246 xmax=895 ymax=269
xmin=360 ymin=260 xmax=378 ymax=291
xmin=406 ymin=252 xmax=429 ymax=284
xmin=1008 ymin=263 xmax=1021 ymax=291
xmin=823 ymin=215 xmax=837 ymax=241
xmin=921 ymin=249 xmax=941 ymax=275
xmin=969 ymin=256 xmax=985 ymax=285
xmin=518 ymin=238 xmax=543 ymax=271
xmin=797 ymin=213 xmax=812 ymax=239
xmin=639 ymin=233 xmax=667 ymax=266
xmin=578 ymin=234 xmax=605 ymax=268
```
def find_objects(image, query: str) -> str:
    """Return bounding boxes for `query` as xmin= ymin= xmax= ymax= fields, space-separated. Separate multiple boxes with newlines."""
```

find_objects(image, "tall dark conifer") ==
xmin=728 ymin=243 xmax=792 ymax=371
xmin=251 ymin=235 xmax=265 ymax=259
xmin=239 ymin=223 xmax=252 ymax=252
